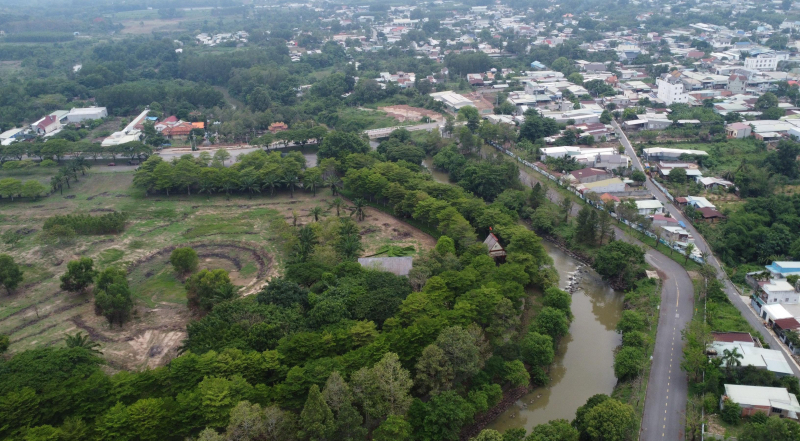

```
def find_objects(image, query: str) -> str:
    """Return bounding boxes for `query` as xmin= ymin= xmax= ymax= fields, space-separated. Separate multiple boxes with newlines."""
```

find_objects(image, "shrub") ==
xmin=614 ymin=347 xmax=644 ymax=381
xmin=170 ymin=247 xmax=199 ymax=275
xmin=186 ymin=269 xmax=238 ymax=311
xmin=721 ymin=398 xmax=741 ymax=424
xmin=39 ymin=159 xmax=58 ymax=167
xmin=43 ymin=212 xmax=127 ymax=235
xmin=0 ymin=254 xmax=24 ymax=294
xmin=703 ymin=394 xmax=718 ymax=415
xmin=59 ymin=258 xmax=97 ymax=293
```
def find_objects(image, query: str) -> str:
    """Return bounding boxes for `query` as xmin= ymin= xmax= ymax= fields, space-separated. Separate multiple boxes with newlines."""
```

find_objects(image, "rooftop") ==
xmin=357 ymin=256 xmax=414 ymax=276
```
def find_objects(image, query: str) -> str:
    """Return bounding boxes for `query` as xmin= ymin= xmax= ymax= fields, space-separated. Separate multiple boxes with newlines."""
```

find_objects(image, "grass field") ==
xmin=0 ymin=167 xmax=436 ymax=371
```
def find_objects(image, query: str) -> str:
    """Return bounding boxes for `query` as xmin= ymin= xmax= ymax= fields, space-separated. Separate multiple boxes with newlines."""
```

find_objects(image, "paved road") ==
xmin=611 ymin=121 xmax=800 ymax=440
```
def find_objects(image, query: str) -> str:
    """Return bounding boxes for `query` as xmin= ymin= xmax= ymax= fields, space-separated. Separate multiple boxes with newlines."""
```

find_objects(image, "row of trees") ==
xmin=0 ymin=140 xmax=152 ymax=164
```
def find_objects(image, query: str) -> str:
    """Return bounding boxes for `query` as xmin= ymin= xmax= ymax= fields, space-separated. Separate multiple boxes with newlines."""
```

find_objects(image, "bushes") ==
xmin=43 ymin=211 xmax=127 ymax=235
xmin=185 ymin=269 xmax=239 ymax=312
xmin=94 ymin=267 xmax=133 ymax=327
xmin=0 ymin=254 xmax=24 ymax=294
xmin=721 ymin=398 xmax=741 ymax=424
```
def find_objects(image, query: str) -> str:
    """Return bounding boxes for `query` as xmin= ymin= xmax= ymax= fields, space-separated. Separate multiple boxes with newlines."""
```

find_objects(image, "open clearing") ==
xmin=119 ymin=18 xmax=186 ymax=35
xmin=0 ymin=168 xmax=435 ymax=370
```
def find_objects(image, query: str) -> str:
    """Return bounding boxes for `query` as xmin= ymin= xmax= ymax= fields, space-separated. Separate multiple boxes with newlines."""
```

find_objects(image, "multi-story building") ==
xmin=656 ymin=72 xmax=689 ymax=105
xmin=744 ymin=53 xmax=780 ymax=71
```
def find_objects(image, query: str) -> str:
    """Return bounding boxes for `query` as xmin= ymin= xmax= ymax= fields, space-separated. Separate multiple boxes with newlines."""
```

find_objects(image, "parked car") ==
xmin=107 ymin=163 xmax=116 ymax=166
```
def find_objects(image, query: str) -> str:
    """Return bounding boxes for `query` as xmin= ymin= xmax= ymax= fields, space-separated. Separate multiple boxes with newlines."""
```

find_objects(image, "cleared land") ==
xmin=0 ymin=168 xmax=435 ymax=370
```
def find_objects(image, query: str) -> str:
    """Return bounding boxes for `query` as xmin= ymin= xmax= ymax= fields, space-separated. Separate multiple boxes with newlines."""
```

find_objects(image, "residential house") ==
xmin=635 ymin=200 xmax=664 ymax=215
xmin=642 ymin=147 xmax=708 ymax=162
xmin=660 ymin=226 xmax=694 ymax=244
xmin=744 ymin=53 xmax=780 ymax=72
xmin=685 ymin=196 xmax=716 ymax=209
xmin=721 ymin=385 xmax=800 ymax=419
xmin=33 ymin=115 xmax=60 ymax=136
xmin=579 ymin=178 xmax=626 ymax=194
xmin=696 ymin=207 xmax=725 ymax=223
xmin=765 ymin=262 xmax=800 ymax=279
xmin=726 ymin=122 xmax=752 ymax=139
xmin=711 ymin=332 xmax=756 ymax=345
xmin=0 ymin=127 xmax=27 ymax=145
xmin=650 ymin=214 xmax=680 ymax=228
xmin=567 ymin=167 xmax=613 ymax=183
xmin=697 ymin=177 xmax=734 ymax=190
xmin=773 ymin=318 xmax=800 ymax=355
xmin=162 ymin=122 xmax=194 ymax=139
xmin=594 ymin=154 xmax=630 ymax=170
xmin=484 ymin=233 xmax=506 ymax=261
xmin=358 ymin=256 xmax=413 ymax=276
xmin=757 ymin=279 xmax=799 ymax=305
xmin=728 ymin=74 xmax=748 ymax=94
xmin=710 ymin=343 xmax=793 ymax=377
xmin=466 ymin=73 xmax=484 ymax=86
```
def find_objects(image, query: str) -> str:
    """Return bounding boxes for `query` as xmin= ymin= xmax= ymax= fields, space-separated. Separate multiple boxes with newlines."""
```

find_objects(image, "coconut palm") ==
xmin=309 ymin=206 xmax=325 ymax=222
xmin=336 ymin=234 xmax=364 ymax=261
xmin=295 ymin=224 xmax=317 ymax=262
xmin=282 ymin=171 xmax=301 ymax=198
xmin=329 ymin=197 xmax=346 ymax=217
xmin=218 ymin=179 xmax=237 ymax=196
xmin=70 ymin=156 xmax=91 ymax=176
xmin=324 ymin=176 xmax=341 ymax=196
xmin=262 ymin=173 xmax=280 ymax=196
xmin=65 ymin=332 xmax=102 ymax=354
xmin=721 ymin=347 xmax=743 ymax=378
xmin=349 ymin=198 xmax=367 ymax=221
xmin=304 ymin=173 xmax=324 ymax=196
xmin=50 ymin=175 xmax=64 ymax=195
xmin=239 ymin=175 xmax=261 ymax=199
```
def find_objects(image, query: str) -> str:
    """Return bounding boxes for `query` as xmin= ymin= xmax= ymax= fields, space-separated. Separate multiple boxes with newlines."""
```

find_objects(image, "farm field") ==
xmin=0 ymin=169 xmax=435 ymax=371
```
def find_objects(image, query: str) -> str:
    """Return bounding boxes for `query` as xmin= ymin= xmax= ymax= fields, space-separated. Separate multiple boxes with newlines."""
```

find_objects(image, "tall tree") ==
xmin=299 ymin=385 xmax=335 ymax=441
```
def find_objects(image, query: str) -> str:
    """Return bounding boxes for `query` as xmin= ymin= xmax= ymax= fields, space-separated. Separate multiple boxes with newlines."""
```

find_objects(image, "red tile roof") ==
xmin=697 ymin=207 xmax=724 ymax=219
xmin=711 ymin=332 xmax=754 ymax=343
xmin=774 ymin=318 xmax=800 ymax=330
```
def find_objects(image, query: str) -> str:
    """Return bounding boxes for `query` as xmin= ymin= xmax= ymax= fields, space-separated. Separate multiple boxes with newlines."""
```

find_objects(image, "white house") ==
xmin=711 ymin=343 xmax=793 ymax=377
xmin=761 ymin=280 xmax=799 ymax=305
xmin=635 ymin=200 xmax=664 ymax=215
xmin=722 ymin=385 xmax=800 ymax=419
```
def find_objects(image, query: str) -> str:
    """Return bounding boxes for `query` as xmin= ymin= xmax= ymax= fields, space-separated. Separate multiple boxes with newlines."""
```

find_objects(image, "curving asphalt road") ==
xmin=611 ymin=121 xmax=800 ymax=441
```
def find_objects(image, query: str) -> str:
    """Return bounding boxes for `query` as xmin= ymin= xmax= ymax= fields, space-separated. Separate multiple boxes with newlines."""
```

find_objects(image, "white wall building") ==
xmin=744 ymin=53 xmax=780 ymax=72
xmin=656 ymin=76 xmax=689 ymax=105
xmin=66 ymin=107 xmax=108 ymax=123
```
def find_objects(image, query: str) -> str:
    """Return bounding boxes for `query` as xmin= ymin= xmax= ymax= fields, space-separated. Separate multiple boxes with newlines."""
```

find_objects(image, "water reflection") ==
xmin=421 ymin=156 xmax=451 ymax=184
xmin=486 ymin=242 xmax=624 ymax=433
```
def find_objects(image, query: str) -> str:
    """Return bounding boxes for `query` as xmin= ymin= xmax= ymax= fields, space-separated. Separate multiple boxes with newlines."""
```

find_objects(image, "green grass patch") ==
xmin=98 ymin=248 xmax=125 ymax=266
xmin=130 ymin=265 xmax=186 ymax=308
xmin=182 ymin=222 xmax=255 ymax=239
xmin=240 ymin=262 xmax=258 ymax=277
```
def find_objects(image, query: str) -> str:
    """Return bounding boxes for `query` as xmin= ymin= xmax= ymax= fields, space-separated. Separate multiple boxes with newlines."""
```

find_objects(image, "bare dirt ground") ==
xmin=379 ymin=105 xmax=443 ymax=123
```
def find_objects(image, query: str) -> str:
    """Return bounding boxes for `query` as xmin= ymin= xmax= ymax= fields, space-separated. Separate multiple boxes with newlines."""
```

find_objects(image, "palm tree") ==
xmin=282 ymin=171 xmax=301 ymax=198
xmin=309 ymin=206 xmax=325 ymax=222
xmin=262 ymin=173 xmax=280 ymax=196
xmin=304 ymin=173 xmax=324 ymax=196
xmin=684 ymin=243 xmax=696 ymax=265
xmin=65 ymin=332 xmax=102 ymax=354
xmin=349 ymin=198 xmax=367 ymax=221
xmin=336 ymin=234 xmax=364 ymax=261
xmin=329 ymin=197 xmax=346 ymax=217
xmin=219 ymin=179 xmax=237 ymax=197
xmin=50 ymin=175 xmax=64 ymax=195
xmin=324 ymin=176 xmax=341 ymax=196
xmin=70 ymin=156 xmax=91 ymax=176
xmin=721 ymin=348 xmax=743 ymax=378
xmin=239 ymin=175 xmax=261 ymax=199
xmin=295 ymin=225 xmax=317 ymax=262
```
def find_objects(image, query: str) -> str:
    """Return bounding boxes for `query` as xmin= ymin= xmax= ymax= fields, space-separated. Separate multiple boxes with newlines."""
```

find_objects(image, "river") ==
xmin=318 ymin=148 xmax=623 ymax=430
